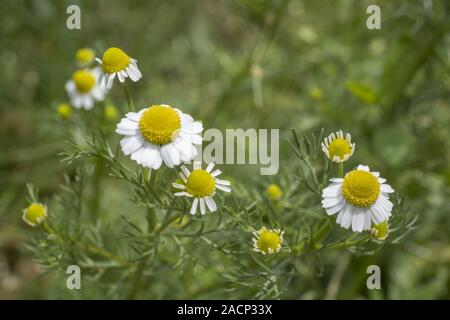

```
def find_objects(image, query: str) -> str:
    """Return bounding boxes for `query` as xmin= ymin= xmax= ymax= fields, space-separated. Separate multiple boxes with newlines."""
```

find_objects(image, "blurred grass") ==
xmin=0 ymin=0 xmax=449 ymax=299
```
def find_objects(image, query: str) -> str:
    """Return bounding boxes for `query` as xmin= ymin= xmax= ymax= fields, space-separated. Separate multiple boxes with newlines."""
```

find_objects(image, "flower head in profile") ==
xmin=96 ymin=47 xmax=142 ymax=89
xmin=23 ymin=203 xmax=48 ymax=227
xmin=65 ymin=67 xmax=108 ymax=110
xmin=173 ymin=162 xmax=231 ymax=215
xmin=321 ymin=130 xmax=355 ymax=163
xmin=252 ymin=227 xmax=284 ymax=255
xmin=371 ymin=220 xmax=389 ymax=240
xmin=322 ymin=165 xmax=395 ymax=232
xmin=116 ymin=104 xmax=202 ymax=169
xmin=75 ymin=48 xmax=95 ymax=67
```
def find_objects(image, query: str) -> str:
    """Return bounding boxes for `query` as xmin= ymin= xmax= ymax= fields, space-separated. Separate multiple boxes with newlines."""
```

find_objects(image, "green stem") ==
xmin=90 ymin=157 xmax=104 ymax=215
xmin=122 ymin=82 xmax=135 ymax=112
xmin=338 ymin=162 xmax=344 ymax=178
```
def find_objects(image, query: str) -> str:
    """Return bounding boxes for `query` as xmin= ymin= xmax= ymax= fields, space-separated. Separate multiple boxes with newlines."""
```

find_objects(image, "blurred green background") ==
xmin=0 ymin=0 xmax=449 ymax=299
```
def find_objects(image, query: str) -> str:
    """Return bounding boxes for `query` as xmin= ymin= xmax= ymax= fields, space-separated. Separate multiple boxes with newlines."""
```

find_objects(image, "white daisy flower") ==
xmin=116 ymin=104 xmax=203 ymax=169
xmin=65 ymin=67 xmax=108 ymax=110
xmin=252 ymin=227 xmax=284 ymax=255
xmin=96 ymin=47 xmax=142 ymax=89
xmin=322 ymin=165 xmax=395 ymax=232
xmin=172 ymin=162 xmax=231 ymax=215
xmin=321 ymin=130 xmax=355 ymax=163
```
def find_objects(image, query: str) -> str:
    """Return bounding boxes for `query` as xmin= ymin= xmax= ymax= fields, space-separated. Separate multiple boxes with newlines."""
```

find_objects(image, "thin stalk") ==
xmin=122 ymin=82 xmax=135 ymax=112
xmin=338 ymin=162 xmax=344 ymax=178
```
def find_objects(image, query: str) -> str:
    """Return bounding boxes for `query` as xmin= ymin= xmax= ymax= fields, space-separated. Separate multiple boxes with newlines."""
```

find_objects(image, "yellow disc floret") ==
xmin=266 ymin=184 xmax=283 ymax=201
xmin=256 ymin=228 xmax=283 ymax=255
xmin=101 ymin=47 xmax=131 ymax=74
xmin=342 ymin=170 xmax=380 ymax=207
xmin=23 ymin=203 xmax=48 ymax=227
xmin=139 ymin=105 xmax=181 ymax=145
xmin=328 ymin=138 xmax=351 ymax=160
xmin=185 ymin=170 xmax=215 ymax=197
xmin=72 ymin=70 xmax=96 ymax=93
xmin=75 ymin=48 xmax=95 ymax=66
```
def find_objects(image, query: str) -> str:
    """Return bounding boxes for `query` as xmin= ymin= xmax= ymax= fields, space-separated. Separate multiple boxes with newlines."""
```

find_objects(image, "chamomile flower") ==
xmin=172 ymin=162 xmax=231 ymax=215
xmin=116 ymin=104 xmax=203 ymax=169
xmin=321 ymin=130 xmax=355 ymax=163
xmin=252 ymin=227 xmax=284 ymax=255
xmin=322 ymin=165 xmax=395 ymax=232
xmin=371 ymin=220 xmax=389 ymax=240
xmin=22 ymin=203 xmax=48 ymax=227
xmin=75 ymin=48 xmax=95 ymax=67
xmin=65 ymin=67 xmax=108 ymax=110
xmin=56 ymin=103 xmax=72 ymax=120
xmin=96 ymin=47 xmax=142 ymax=89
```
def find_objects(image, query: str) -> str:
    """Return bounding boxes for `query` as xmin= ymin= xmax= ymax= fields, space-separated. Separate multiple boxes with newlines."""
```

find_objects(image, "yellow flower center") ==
xmin=139 ymin=105 xmax=181 ymax=145
xmin=101 ymin=47 xmax=130 ymax=73
xmin=72 ymin=70 xmax=96 ymax=93
xmin=266 ymin=184 xmax=283 ymax=201
xmin=328 ymin=138 xmax=351 ymax=160
xmin=342 ymin=170 xmax=380 ymax=207
xmin=57 ymin=103 xmax=72 ymax=120
xmin=186 ymin=170 xmax=215 ymax=197
xmin=75 ymin=48 xmax=95 ymax=66
xmin=257 ymin=229 xmax=282 ymax=254
xmin=24 ymin=203 xmax=47 ymax=225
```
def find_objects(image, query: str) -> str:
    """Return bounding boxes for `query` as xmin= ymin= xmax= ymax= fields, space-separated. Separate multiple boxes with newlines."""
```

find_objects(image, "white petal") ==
xmin=117 ymin=71 xmax=125 ymax=82
xmin=216 ymin=185 xmax=231 ymax=193
xmin=205 ymin=196 xmax=217 ymax=212
xmin=199 ymin=198 xmax=206 ymax=215
xmin=117 ymin=118 xmax=139 ymax=131
xmin=120 ymin=136 xmax=144 ymax=155
xmin=215 ymin=178 xmax=230 ymax=186
xmin=381 ymin=184 xmax=395 ymax=193
xmin=189 ymin=134 xmax=203 ymax=145
xmin=182 ymin=121 xmax=203 ymax=134
xmin=351 ymin=209 xmax=364 ymax=232
xmin=190 ymin=198 xmax=199 ymax=215
xmin=125 ymin=112 xmax=141 ymax=122
xmin=106 ymin=73 xmax=115 ymax=89
xmin=363 ymin=209 xmax=372 ymax=230
xmin=161 ymin=144 xmax=180 ymax=168
xmin=211 ymin=169 xmax=222 ymax=177
xmin=322 ymin=183 xmax=342 ymax=197
xmin=205 ymin=163 xmax=215 ymax=173
xmin=340 ymin=204 xmax=353 ymax=229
